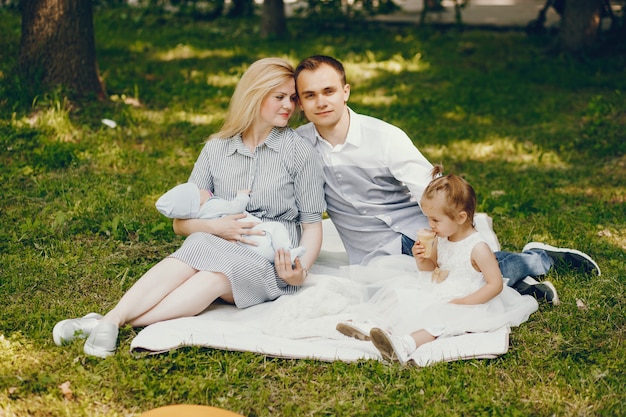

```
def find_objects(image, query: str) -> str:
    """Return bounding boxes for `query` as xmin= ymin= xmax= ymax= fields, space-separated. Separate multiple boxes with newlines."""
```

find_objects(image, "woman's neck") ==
xmin=242 ymin=125 xmax=273 ymax=152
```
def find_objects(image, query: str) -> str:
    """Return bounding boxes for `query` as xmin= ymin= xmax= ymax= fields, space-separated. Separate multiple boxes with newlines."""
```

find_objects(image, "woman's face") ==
xmin=259 ymin=79 xmax=297 ymax=128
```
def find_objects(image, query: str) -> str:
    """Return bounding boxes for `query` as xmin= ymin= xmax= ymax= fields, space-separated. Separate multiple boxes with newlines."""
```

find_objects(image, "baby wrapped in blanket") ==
xmin=156 ymin=182 xmax=305 ymax=263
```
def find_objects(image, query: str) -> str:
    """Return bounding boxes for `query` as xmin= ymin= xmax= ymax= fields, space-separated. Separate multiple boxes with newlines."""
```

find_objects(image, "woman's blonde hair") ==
xmin=422 ymin=165 xmax=476 ymax=225
xmin=210 ymin=57 xmax=295 ymax=140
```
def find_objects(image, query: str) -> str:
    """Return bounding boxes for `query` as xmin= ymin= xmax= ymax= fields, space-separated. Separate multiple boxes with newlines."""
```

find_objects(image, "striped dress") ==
xmin=169 ymin=127 xmax=326 ymax=308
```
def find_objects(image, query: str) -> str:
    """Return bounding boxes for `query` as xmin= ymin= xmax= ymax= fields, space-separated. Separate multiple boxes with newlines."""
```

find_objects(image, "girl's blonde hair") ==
xmin=210 ymin=57 xmax=295 ymax=140
xmin=422 ymin=165 xmax=476 ymax=225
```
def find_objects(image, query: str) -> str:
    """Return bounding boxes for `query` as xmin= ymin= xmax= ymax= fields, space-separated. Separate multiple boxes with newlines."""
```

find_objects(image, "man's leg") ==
xmin=495 ymin=250 xmax=554 ymax=287
xmin=401 ymin=234 xmax=415 ymax=256
xmin=495 ymin=249 xmax=560 ymax=304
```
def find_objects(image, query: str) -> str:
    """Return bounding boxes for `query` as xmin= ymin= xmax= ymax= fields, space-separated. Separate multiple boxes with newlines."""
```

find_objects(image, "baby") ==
xmin=156 ymin=182 xmax=305 ymax=263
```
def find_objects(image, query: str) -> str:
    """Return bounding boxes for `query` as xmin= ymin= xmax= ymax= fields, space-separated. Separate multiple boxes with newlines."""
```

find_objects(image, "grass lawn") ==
xmin=1 ymin=6 xmax=625 ymax=416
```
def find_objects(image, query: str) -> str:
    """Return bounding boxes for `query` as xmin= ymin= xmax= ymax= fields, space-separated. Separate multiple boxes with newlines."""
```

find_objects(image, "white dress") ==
xmin=344 ymin=232 xmax=538 ymax=338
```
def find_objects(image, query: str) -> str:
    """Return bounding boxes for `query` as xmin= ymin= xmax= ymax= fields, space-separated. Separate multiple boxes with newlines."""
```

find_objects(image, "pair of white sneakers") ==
xmin=336 ymin=320 xmax=413 ymax=364
xmin=52 ymin=313 xmax=118 ymax=358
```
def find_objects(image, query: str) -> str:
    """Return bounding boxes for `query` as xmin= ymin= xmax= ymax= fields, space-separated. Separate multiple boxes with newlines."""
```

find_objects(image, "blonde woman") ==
xmin=53 ymin=58 xmax=326 ymax=357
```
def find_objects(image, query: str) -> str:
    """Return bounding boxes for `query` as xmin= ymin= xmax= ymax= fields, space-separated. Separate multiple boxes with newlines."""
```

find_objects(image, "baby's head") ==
xmin=421 ymin=167 xmax=476 ymax=227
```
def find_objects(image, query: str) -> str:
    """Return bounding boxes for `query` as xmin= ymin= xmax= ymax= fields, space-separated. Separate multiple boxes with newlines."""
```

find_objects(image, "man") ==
xmin=294 ymin=55 xmax=600 ymax=304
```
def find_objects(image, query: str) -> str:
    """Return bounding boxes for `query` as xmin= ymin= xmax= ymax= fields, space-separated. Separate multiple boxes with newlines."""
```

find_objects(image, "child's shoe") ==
xmin=336 ymin=320 xmax=377 ymax=341
xmin=370 ymin=328 xmax=412 ymax=364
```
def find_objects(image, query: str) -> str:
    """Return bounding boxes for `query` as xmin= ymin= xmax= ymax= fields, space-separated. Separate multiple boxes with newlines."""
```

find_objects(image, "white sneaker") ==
xmin=369 ymin=328 xmax=411 ymax=364
xmin=83 ymin=321 xmax=119 ymax=358
xmin=52 ymin=313 xmax=103 ymax=346
xmin=523 ymin=242 xmax=601 ymax=276
xmin=336 ymin=320 xmax=376 ymax=341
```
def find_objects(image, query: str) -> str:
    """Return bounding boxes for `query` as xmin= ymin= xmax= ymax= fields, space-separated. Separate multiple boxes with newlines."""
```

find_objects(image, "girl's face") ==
xmin=258 ymin=79 xmax=297 ymax=128
xmin=420 ymin=192 xmax=464 ymax=238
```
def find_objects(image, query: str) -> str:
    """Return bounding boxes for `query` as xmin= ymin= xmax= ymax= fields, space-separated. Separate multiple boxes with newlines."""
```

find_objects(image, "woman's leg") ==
xmin=101 ymin=257 xmax=199 ymax=327
xmin=83 ymin=260 xmax=233 ymax=357
xmin=126 ymin=270 xmax=233 ymax=327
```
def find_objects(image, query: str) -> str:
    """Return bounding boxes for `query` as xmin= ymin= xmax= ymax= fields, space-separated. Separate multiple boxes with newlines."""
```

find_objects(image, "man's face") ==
xmin=296 ymin=64 xmax=350 ymax=129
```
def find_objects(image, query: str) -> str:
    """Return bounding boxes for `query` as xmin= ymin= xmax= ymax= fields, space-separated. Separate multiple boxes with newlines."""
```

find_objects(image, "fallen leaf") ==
xmin=576 ymin=299 xmax=588 ymax=310
xmin=59 ymin=381 xmax=73 ymax=401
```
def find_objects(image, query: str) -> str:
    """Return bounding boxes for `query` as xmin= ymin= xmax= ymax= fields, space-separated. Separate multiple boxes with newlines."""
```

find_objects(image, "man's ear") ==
xmin=344 ymin=83 xmax=351 ymax=103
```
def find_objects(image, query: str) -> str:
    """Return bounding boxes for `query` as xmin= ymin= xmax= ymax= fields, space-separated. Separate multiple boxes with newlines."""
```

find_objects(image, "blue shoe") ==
xmin=514 ymin=277 xmax=560 ymax=306
xmin=523 ymin=242 xmax=601 ymax=276
xmin=52 ymin=313 xmax=103 ymax=346
xmin=83 ymin=322 xmax=118 ymax=358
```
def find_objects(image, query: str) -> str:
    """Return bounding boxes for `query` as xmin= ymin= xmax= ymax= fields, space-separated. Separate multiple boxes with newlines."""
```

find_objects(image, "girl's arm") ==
xmin=173 ymin=214 xmax=264 ymax=243
xmin=274 ymin=221 xmax=323 ymax=286
xmin=449 ymin=242 xmax=503 ymax=305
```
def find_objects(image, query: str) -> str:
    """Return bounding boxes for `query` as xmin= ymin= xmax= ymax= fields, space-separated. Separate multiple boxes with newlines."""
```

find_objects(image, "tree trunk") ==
xmin=558 ymin=0 xmax=603 ymax=53
xmin=260 ymin=0 xmax=287 ymax=39
xmin=19 ymin=0 xmax=106 ymax=99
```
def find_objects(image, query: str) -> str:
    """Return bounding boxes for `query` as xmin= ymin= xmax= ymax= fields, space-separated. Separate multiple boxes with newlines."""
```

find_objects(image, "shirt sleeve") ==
xmin=386 ymin=129 xmax=433 ymax=203
xmin=188 ymin=141 xmax=215 ymax=193
xmin=291 ymin=132 xmax=326 ymax=224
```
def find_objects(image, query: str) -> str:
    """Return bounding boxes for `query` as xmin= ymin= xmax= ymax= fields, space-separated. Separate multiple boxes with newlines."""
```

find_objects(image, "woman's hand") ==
xmin=274 ymin=249 xmax=307 ymax=286
xmin=173 ymin=213 xmax=265 ymax=244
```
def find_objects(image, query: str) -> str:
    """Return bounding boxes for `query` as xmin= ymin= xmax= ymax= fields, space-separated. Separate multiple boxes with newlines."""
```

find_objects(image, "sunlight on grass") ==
xmin=0 ymin=334 xmax=131 ymax=416
xmin=0 ymin=333 xmax=44 ymax=378
xmin=597 ymin=227 xmax=626 ymax=251
xmin=138 ymin=108 xmax=225 ymax=126
xmin=154 ymin=45 xmax=235 ymax=61
xmin=352 ymin=89 xmax=397 ymax=106
xmin=14 ymin=97 xmax=78 ymax=142
xmin=345 ymin=52 xmax=429 ymax=84
xmin=442 ymin=107 xmax=493 ymax=125
xmin=344 ymin=52 xmax=428 ymax=105
xmin=206 ymin=73 xmax=240 ymax=88
xmin=424 ymin=137 xmax=568 ymax=167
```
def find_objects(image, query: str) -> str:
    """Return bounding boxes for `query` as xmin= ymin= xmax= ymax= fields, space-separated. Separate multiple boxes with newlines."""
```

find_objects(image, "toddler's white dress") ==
xmin=345 ymin=232 xmax=538 ymax=338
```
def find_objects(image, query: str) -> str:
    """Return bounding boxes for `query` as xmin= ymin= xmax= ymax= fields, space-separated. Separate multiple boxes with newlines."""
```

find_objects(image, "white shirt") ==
xmin=297 ymin=108 xmax=433 ymax=264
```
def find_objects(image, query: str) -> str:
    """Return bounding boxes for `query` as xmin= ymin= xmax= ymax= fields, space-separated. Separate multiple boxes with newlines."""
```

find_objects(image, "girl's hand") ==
xmin=413 ymin=240 xmax=437 ymax=271
xmin=274 ymin=249 xmax=307 ymax=286
xmin=412 ymin=241 xmax=427 ymax=259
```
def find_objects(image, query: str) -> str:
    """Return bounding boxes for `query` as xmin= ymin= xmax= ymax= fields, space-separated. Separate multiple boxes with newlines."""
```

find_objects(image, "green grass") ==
xmin=1 ymin=6 xmax=625 ymax=416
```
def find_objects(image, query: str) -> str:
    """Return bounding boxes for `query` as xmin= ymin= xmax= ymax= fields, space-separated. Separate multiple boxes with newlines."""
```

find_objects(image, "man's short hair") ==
xmin=295 ymin=55 xmax=347 ymax=86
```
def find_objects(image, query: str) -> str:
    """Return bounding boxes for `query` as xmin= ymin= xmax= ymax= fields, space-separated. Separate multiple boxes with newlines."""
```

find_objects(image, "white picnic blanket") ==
xmin=130 ymin=216 xmax=534 ymax=366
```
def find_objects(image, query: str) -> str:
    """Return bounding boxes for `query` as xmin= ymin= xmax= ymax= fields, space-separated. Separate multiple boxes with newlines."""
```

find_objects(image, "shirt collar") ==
xmin=226 ymin=128 xmax=283 ymax=156
xmin=313 ymin=107 xmax=362 ymax=149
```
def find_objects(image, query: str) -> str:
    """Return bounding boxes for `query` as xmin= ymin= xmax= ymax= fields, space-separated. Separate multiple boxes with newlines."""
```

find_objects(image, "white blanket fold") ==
xmin=130 ymin=218 xmax=534 ymax=366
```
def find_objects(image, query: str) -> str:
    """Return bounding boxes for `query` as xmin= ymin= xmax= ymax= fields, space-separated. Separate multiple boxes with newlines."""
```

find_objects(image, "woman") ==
xmin=53 ymin=57 xmax=326 ymax=358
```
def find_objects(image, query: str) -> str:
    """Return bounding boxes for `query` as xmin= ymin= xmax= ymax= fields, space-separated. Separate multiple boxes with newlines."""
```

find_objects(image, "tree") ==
xmin=558 ymin=0 xmax=604 ymax=53
xmin=19 ymin=0 xmax=105 ymax=99
xmin=260 ymin=0 xmax=287 ymax=38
